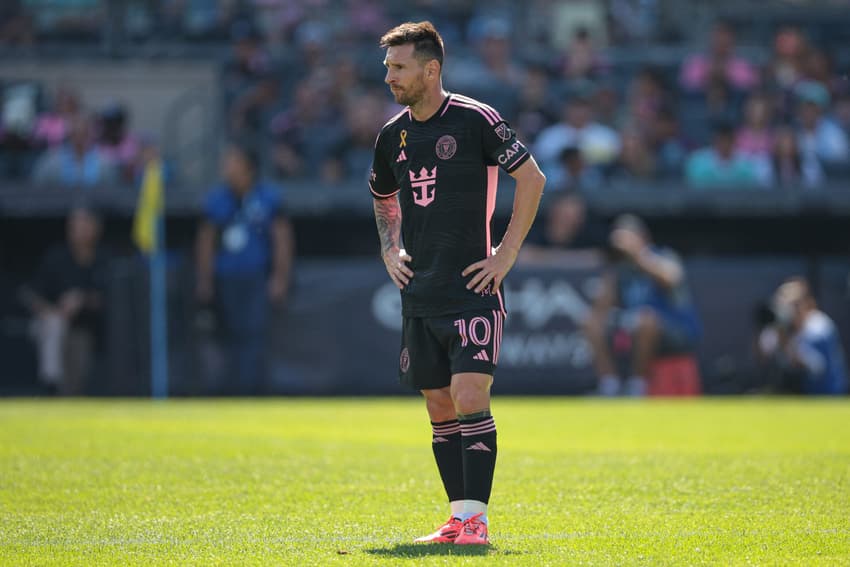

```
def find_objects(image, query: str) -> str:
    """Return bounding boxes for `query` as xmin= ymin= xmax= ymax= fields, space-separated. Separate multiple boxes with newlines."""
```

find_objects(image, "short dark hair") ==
xmin=380 ymin=21 xmax=444 ymax=69
xmin=711 ymin=118 xmax=736 ymax=139
xmin=67 ymin=202 xmax=103 ymax=228
xmin=559 ymin=146 xmax=582 ymax=164
xmin=227 ymin=140 xmax=260 ymax=173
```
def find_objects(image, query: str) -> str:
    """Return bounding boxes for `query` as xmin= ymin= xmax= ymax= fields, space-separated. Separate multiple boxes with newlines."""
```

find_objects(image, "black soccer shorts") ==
xmin=399 ymin=309 xmax=505 ymax=390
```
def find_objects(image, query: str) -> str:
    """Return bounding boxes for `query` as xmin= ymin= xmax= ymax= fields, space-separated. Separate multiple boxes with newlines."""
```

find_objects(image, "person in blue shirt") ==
xmin=768 ymin=278 xmax=848 ymax=395
xmin=583 ymin=214 xmax=701 ymax=396
xmin=31 ymin=115 xmax=118 ymax=189
xmin=685 ymin=121 xmax=770 ymax=189
xmin=195 ymin=143 xmax=294 ymax=394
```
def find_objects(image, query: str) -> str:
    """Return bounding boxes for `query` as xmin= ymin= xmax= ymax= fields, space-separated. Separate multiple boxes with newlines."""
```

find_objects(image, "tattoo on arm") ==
xmin=373 ymin=197 xmax=402 ymax=254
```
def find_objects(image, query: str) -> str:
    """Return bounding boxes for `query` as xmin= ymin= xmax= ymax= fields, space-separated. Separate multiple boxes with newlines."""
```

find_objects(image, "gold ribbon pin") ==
xmin=399 ymin=130 xmax=407 ymax=148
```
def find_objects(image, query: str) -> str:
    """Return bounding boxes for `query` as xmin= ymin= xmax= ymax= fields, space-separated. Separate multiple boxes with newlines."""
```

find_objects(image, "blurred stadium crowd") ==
xmin=2 ymin=0 xmax=850 ymax=191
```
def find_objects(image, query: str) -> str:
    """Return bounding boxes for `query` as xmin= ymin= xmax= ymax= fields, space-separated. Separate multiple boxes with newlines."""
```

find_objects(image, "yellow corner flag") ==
xmin=133 ymin=158 xmax=164 ymax=254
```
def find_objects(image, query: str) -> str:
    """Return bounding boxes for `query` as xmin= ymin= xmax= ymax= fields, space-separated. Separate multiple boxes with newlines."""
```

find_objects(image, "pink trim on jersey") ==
xmin=447 ymin=101 xmax=497 ymax=126
xmin=505 ymin=150 xmax=529 ymax=172
xmin=484 ymin=165 xmax=506 ymax=314
xmin=451 ymin=94 xmax=502 ymax=123
xmin=439 ymin=95 xmax=453 ymax=117
xmin=485 ymin=166 xmax=498 ymax=255
xmin=370 ymin=185 xmax=400 ymax=198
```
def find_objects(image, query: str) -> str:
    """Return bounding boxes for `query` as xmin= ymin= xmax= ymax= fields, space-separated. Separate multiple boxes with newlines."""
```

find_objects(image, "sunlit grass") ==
xmin=1 ymin=398 xmax=848 ymax=566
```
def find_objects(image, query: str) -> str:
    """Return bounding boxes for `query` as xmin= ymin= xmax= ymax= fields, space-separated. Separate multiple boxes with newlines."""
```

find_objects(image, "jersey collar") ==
xmin=409 ymin=92 xmax=452 ymax=125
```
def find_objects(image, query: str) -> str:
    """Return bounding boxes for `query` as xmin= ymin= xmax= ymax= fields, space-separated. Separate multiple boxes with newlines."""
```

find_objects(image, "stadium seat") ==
xmin=648 ymin=354 xmax=701 ymax=396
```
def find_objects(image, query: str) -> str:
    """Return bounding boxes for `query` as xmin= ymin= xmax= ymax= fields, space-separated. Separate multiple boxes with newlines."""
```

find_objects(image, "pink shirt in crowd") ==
xmin=735 ymin=128 xmax=773 ymax=156
xmin=680 ymin=55 xmax=760 ymax=91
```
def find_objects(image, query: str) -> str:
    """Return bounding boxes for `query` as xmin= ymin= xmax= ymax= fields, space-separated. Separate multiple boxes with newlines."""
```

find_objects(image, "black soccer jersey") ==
xmin=370 ymin=92 xmax=531 ymax=317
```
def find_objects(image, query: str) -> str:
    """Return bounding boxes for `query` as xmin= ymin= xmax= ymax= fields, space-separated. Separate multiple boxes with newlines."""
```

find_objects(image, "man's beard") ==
xmin=393 ymin=81 xmax=425 ymax=107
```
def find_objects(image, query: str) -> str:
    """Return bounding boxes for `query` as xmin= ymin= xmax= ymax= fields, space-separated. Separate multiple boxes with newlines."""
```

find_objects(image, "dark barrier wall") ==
xmin=1 ymin=256 xmax=847 ymax=395
xmin=267 ymin=261 xmax=602 ymax=395
xmin=260 ymin=257 xmax=849 ymax=395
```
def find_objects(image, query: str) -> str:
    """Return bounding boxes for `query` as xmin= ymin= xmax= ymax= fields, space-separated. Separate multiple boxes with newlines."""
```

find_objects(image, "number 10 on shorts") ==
xmin=453 ymin=311 xmax=503 ymax=364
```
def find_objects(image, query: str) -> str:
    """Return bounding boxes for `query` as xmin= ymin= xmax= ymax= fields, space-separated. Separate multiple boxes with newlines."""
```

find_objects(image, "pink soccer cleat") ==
xmin=413 ymin=516 xmax=463 ymax=543
xmin=453 ymin=513 xmax=489 ymax=545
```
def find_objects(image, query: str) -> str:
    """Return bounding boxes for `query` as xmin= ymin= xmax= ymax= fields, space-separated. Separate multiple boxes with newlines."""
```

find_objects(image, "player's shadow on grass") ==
xmin=365 ymin=543 xmax=492 ymax=558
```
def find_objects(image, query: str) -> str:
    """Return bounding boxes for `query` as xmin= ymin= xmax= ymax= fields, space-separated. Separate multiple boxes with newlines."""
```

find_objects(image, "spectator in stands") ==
xmin=221 ymin=22 xmax=273 ymax=111
xmin=735 ymin=93 xmax=775 ymax=158
xmin=685 ymin=121 xmax=769 ymax=189
xmin=466 ymin=16 xmax=525 ymax=89
xmin=0 ymin=81 xmax=40 ymax=179
xmin=327 ymin=56 xmax=364 ymax=110
xmin=624 ymin=67 xmax=669 ymax=139
xmin=607 ymin=126 xmax=657 ymax=183
xmin=515 ymin=65 xmax=557 ymax=143
xmin=592 ymin=81 xmax=622 ymax=130
xmin=39 ymin=0 xmax=103 ymax=41
xmin=680 ymin=74 xmax=744 ymax=148
xmin=269 ymin=77 xmax=341 ymax=180
xmin=794 ymin=80 xmax=849 ymax=164
xmin=556 ymin=26 xmax=607 ymax=80
xmin=33 ymin=86 xmax=82 ymax=149
xmin=97 ymin=103 xmax=141 ymax=182
xmin=20 ymin=205 xmax=109 ymax=395
xmin=608 ymin=0 xmax=659 ymax=44
xmin=534 ymin=95 xmax=621 ymax=170
xmin=767 ymin=26 xmax=808 ymax=96
xmin=293 ymin=20 xmax=331 ymax=78
xmin=326 ymin=91 xmax=391 ymax=183
xmin=545 ymin=146 xmax=604 ymax=193
xmin=446 ymin=15 xmax=523 ymax=119
xmin=772 ymin=125 xmax=823 ymax=188
xmin=337 ymin=0 xmax=389 ymax=42
xmin=251 ymin=0 xmax=308 ymax=48
xmin=651 ymin=107 xmax=687 ymax=177
xmin=196 ymin=143 xmax=294 ymax=394
xmin=679 ymin=20 xmax=759 ymax=93
xmin=757 ymin=277 xmax=848 ymax=395
xmin=32 ymin=115 xmax=118 ymax=188
xmin=518 ymin=191 xmax=606 ymax=266
xmin=0 ymin=1 xmax=35 ymax=46
xmin=802 ymin=48 xmax=840 ymax=95
xmin=229 ymin=70 xmax=281 ymax=140
xmin=583 ymin=214 xmax=701 ymax=396
xmin=180 ymin=1 xmax=240 ymax=40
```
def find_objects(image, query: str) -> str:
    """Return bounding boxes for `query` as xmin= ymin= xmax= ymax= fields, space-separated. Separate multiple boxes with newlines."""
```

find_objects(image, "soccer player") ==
xmin=370 ymin=22 xmax=546 ymax=545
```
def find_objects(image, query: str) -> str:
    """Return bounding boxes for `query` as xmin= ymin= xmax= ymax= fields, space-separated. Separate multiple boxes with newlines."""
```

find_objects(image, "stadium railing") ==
xmin=3 ymin=180 xmax=850 ymax=219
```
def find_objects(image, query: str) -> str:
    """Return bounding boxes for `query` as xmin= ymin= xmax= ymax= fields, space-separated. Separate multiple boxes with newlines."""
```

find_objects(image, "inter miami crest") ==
xmin=435 ymin=135 xmax=457 ymax=160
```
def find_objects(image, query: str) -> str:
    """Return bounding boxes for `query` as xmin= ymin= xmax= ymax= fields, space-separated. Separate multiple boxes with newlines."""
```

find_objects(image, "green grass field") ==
xmin=1 ymin=398 xmax=848 ymax=566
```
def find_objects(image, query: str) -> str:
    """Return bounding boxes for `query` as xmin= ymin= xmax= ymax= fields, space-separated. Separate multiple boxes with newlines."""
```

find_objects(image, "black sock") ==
xmin=431 ymin=420 xmax=464 ymax=507
xmin=458 ymin=411 xmax=497 ymax=505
